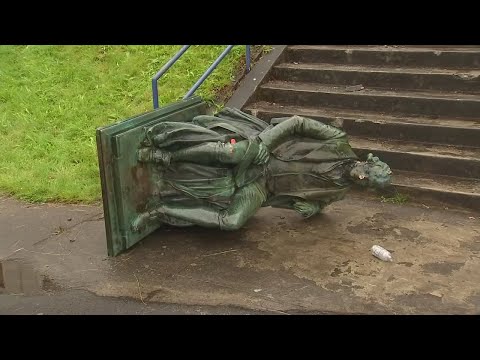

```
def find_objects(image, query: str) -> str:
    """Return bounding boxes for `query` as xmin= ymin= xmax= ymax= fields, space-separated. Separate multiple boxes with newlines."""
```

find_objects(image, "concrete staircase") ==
xmin=242 ymin=45 xmax=480 ymax=211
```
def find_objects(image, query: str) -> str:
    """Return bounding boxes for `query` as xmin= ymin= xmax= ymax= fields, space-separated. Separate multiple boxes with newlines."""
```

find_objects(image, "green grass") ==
xmin=381 ymin=193 xmax=409 ymax=204
xmin=0 ymin=45 xmax=247 ymax=203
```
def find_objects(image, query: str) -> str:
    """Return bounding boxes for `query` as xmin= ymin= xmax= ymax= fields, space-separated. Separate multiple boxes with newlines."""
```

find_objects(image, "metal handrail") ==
xmin=152 ymin=45 xmax=252 ymax=109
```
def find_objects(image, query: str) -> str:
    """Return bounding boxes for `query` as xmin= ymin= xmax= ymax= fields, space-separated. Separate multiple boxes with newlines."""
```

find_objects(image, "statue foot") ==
xmin=137 ymin=148 xmax=171 ymax=166
xmin=137 ymin=148 xmax=154 ymax=163
xmin=131 ymin=212 xmax=151 ymax=233
xmin=131 ymin=208 xmax=166 ymax=233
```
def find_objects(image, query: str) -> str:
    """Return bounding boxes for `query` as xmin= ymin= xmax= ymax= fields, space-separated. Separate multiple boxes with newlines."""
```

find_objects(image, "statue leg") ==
xmin=169 ymin=179 xmax=267 ymax=230
xmin=130 ymin=202 xmax=197 ymax=232
xmin=132 ymin=179 xmax=267 ymax=232
xmin=137 ymin=140 xmax=250 ymax=166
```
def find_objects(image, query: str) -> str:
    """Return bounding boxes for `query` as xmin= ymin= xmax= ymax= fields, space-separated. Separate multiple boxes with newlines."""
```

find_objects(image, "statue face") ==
xmin=350 ymin=153 xmax=392 ymax=189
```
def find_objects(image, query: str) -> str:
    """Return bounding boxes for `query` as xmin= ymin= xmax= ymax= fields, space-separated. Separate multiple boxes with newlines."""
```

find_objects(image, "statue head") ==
xmin=349 ymin=153 xmax=392 ymax=189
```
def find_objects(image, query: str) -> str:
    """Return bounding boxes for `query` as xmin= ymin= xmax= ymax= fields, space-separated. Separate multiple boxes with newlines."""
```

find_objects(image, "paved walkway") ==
xmin=1 ymin=195 xmax=479 ymax=314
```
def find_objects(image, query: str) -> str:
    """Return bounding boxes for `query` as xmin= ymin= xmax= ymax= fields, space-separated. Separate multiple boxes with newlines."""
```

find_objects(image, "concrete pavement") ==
xmin=1 ymin=194 xmax=479 ymax=314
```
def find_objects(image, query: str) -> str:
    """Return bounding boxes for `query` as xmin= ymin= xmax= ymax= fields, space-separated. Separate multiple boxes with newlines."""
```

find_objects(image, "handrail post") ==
xmin=152 ymin=45 xmax=190 ymax=109
xmin=246 ymin=45 xmax=251 ymax=73
xmin=152 ymin=78 xmax=160 ymax=109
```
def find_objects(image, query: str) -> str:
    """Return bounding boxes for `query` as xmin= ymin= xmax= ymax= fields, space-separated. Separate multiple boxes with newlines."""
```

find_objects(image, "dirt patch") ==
xmin=347 ymin=213 xmax=421 ymax=242
xmin=42 ymin=275 xmax=63 ymax=292
xmin=460 ymin=236 xmax=480 ymax=252
xmin=467 ymin=293 xmax=480 ymax=313
xmin=421 ymin=261 xmax=465 ymax=275
xmin=395 ymin=293 xmax=443 ymax=312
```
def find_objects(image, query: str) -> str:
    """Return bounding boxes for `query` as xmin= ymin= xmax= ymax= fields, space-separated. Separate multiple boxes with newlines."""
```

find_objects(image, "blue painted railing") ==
xmin=152 ymin=45 xmax=252 ymax=109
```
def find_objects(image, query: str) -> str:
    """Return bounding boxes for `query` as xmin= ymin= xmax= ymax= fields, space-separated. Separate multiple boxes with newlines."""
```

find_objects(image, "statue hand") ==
xmin=293 ymin=201 xmax=320 ymax=218
xmin=253 ymin=142 xmax=269 ymax=165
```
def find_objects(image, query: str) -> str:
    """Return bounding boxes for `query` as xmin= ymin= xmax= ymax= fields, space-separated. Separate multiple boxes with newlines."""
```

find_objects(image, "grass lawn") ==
xmin=0 ymin=45 xmax=248 ymax=203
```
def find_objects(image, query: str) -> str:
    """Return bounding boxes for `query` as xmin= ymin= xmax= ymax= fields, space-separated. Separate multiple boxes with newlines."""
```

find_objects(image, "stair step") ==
xmin=244 ymin=102 xmax=480 ymax=147
xmin=289 ymin=45 xmax=480 ymax=52
xmin=238 ymin=45 xmax=480 ymax=211
xmin=272 ymin=62 xmax=480 ymax=94
xmin=257 ymin=81 xmax=480 ymax=119
xmin=285 ymin=45 xmax=480 ymax=69
xmin=388 ymin=170 xmax=480 ymax=211
xmin=349 ymin=136 xmax=480 ymax=179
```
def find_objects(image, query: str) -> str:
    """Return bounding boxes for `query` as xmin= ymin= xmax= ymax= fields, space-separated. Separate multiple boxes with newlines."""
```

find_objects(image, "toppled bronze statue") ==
xmin=130 ymin=107 xmax=392 ymax=232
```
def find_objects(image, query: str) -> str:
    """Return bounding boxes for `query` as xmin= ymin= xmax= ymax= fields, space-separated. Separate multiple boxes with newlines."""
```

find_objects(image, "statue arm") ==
xmin=258 ymin=116 xmax=346 ymax=150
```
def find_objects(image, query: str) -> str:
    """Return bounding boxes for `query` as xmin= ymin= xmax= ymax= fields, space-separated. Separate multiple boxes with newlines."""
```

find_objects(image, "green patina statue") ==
xmin=130 ymin=108 xmax=392 ymax=232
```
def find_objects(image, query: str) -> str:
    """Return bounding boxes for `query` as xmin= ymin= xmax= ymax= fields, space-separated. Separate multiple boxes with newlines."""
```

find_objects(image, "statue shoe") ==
xmin=151 ymin=149 xmax=172 ymax=167
xmin=137 ymin=148 xmax=154 ymax=163
xmin=137 ymin=148 xmax=171 ymax=166
xmin=131 ymin=212 xmax=150 ymax=233
xmin=131 ymin=208 xmax=165 ymax=233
